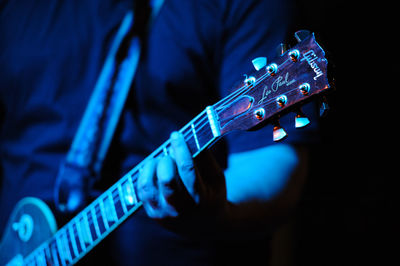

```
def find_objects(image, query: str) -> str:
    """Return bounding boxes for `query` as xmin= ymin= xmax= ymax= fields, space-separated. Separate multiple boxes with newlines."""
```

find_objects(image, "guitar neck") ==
xmin=22 ymin=106 xmax=221 ymax=265
xmin=21 ymin=32 xmax=331 ymax=265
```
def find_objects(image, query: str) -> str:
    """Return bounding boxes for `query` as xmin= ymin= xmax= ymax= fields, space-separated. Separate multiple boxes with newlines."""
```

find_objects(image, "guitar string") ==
xmin=26 ymin=183 xmax=136 ymax=263
xmin=214 ymin=57 xmax=292 ymax=110
xmin=179 ymin=57 xmax=293 ymax=141
xmin=180 ymin=56 xmax=293 ymax=138
xmin=183 ymin=77 xmax=312 ymax=145
xmin=27 ymin=196 xmax=128 ymax=264
xmin=184 ymin=46 xmax=314 ymax=139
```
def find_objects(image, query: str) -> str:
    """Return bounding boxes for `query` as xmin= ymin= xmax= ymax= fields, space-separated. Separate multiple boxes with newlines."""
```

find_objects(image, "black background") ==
xmin=280 ymin=1 xmax=397 ymax=265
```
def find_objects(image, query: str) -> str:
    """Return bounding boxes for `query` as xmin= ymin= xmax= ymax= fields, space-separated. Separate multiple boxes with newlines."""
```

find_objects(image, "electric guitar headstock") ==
xmin=214 ymin=30 xmax=332 ymax=141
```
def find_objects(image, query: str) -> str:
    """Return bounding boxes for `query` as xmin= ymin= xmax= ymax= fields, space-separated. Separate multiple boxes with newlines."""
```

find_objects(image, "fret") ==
xmin=82 ymin=211 xmax=95 ymax=244
xmin=121 ymin=175 xmax=137 ymax=208
xmin=191 ymin=123 xmax=201 ymax=150
xmin=180 ymin=131 xmax=197 ymax=155
xmin=99 ymin=199 xmax=110 ymax=230
xmin=50 ymin=240 xmax=61 ymax=266
xmin=112 ymin=185 xmax=126 ymax=219
xmin=104 ymin=191 xmax=118 ymax=223
xmin=44 ymin=245 xmax=53 ymax=265
xmin=35 ymin=247 xmax=46 ymax=266
xmin=74 ymin=217 xmax=87 ymax=251
xmin=196 ymin=120 xmax=218 ymax=154
xmin=176 ymin=108 xmax=220 ymax=157
xmin=55 ymin=233 xmax=68 ymax=266
xmin=68 ymin=224 xmax=79 ymax=258
xmin=90 ymin=207 xmax=101 ymax=239
xmin=94 ymin=203 xmax=107 ymax=234
xmin=61 ymin=231 xmax=73 ymax=263
xmin=128 ymin=174 xmax=138 ymax=205
xmin=40 ymin=248 xmax=47 ymax=266
xmin=117 ymin=182 xmax=128 ymax=214
xmin=66 ymin=228 xmax=78 ymax=262
xmin=55 ymin=234 xmax=64 ymax=265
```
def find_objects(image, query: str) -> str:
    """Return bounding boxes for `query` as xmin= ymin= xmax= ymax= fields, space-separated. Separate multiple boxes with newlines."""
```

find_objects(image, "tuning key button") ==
xmin=276 ymin=95 xmax=288 ymax=107
xmin=319 ymin=97 xmax=329 ymax=117
xmin=252 ymin=57 xmax=267 ymax=71
xmin=272 ymin=122 xmax=287 ymax=142
xmin=244 ymin=75 xmax=256 ymax=86
xmin=276 ymin=43 xmax=288 ymax=56
xmin=295 ymin=115 xmax=310 ymax=128
xmin=266 ymin=63 xmax=278 ymax=76
xmin=253 ymin=108 xmax=265 ymax=120
xmin=299 ymin=83 xmax=310 ymax=95
xmin=288 ymin=49 xmax=300 ymax=62
xmin=295 ymin=109 xmax=310 ymax=128
xmin=294 ymin=30 xmax=311 ymax=42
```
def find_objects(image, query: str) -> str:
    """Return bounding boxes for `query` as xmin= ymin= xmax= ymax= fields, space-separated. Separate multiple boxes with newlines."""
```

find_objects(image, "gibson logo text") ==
xmin=302 ymin=50 xmax=323 ymax=80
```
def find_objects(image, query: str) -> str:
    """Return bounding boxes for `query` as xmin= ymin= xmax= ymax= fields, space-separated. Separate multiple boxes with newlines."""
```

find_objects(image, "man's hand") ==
xmin=136 ymin=131 xmax=227 ymax=233
xmin=136 ymin=131 xmax=308 ymax=238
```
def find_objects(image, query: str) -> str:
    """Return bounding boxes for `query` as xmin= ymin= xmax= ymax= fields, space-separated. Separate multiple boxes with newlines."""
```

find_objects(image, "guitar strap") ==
xmin=54 ymin=0 xmax=165 ymax=213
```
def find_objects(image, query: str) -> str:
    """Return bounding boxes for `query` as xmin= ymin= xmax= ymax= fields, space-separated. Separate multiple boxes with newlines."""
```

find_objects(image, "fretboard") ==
xmin=22 ymin=106 xmax=221 ymax=265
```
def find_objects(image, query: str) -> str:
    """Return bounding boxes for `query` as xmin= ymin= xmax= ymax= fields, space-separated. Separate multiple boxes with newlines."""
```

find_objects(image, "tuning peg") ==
xmin=251 ymin=57 xmax=267 ymax=71
xmin=272 ymin=121 xmax=287 ymax=142
xmin=243 ymin=74 xmax=256 ymax=86
xmin=276 ymin=43 xmax=288 ymax=56
xmin=294 ymin=30 xmax=311 ymax=42
xmin=319 ymin=97 xmax=329 ymax=117
xmin=294 ymin=108 xmax=310 ymax=128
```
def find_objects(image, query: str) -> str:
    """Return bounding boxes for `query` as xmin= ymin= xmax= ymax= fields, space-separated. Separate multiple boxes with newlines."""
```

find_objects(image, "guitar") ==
xmin=0 ymin=31 xmax=331 ymax=266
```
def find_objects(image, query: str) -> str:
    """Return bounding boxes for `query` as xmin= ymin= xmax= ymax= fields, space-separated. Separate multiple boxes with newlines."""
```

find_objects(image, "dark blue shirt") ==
xmin=0 ymin=0 xmax=318 ymax=264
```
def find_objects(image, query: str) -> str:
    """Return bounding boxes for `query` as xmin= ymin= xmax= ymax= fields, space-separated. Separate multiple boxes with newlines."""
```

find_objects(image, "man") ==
xmin=0 ymin=0 xmax=318 ymax=264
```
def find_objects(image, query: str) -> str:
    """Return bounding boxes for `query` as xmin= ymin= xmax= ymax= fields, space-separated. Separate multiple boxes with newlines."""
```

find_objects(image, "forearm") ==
xmin=222 ymin=144 xmax=309 ymax=237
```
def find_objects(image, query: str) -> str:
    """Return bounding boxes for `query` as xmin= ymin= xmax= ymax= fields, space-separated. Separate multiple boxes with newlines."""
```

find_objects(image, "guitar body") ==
xmin=0 ymin=197 xmax=57 ymax=265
